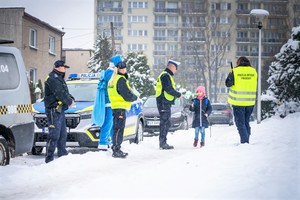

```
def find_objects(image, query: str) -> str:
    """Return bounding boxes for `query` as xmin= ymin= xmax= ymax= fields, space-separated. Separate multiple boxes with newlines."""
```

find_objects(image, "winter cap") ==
xmin=110 ymin=55 xmax=122 ymax=67
xmin=168 ymin=59 xmax=180 ymax=69
xmin=54 ymin=60 xmax=70 ymax=68
xmin=116 ymin=61 xmax=126 ymax=69
xmin=195 ymin=86 xmax=206 ymax=100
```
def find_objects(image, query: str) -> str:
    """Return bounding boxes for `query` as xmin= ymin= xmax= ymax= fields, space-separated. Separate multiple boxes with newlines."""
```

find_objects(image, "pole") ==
xmin=110 ymin=22 xmax=115 ymax=55
xmin=257 ymin=22 xmax=262 ymax=124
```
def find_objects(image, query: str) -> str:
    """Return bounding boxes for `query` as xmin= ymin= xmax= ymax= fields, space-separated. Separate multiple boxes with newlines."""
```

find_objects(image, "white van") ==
xmin=0 ymin=45 xmax=35 ymax=165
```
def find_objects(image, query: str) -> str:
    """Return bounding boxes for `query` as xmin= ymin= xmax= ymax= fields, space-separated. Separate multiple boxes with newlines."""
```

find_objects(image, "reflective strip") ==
xmin=0 ymin=104 xmax=32 ymax=115
xmin=229 ymin=89 xmax=256 ymax=95
xmin=228 ymin=95 xmax=256 ymax=101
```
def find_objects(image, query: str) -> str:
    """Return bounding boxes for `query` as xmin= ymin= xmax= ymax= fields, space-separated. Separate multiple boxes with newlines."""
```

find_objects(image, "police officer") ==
xmin=44 ymin=60 xmax=74 ymax=163
xmin=107 ymin=58 xmax=137 ymax=158
xmin=225 ymin=56 xmax=257 ymax=144
xmin=156 ymin=59 xmax=181 ymax=150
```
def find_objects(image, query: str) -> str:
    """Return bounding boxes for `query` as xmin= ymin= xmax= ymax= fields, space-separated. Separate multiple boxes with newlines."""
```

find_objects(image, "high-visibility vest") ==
xmin=228 ymin=66 xmax=257 ymax=106
xmin=155 ymin=71 xmax=176 ymax=102
xmin=108 ymin=74 xmax=132 ymax=110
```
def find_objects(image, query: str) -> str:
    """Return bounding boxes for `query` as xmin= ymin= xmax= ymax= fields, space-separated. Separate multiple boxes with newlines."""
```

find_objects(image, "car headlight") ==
xmin=78 ymin=111 xmax=92 ymax=119
xmin=171 ymin=112 xmax=182 ymax=118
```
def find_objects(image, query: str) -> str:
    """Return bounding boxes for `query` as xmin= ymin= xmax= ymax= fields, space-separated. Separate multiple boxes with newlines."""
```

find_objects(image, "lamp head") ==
xmin=250 ymin=9 xmax=269 ymax=29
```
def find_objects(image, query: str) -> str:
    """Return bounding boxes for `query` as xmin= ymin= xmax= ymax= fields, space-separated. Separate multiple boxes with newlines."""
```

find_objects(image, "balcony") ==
xmin=181 ymin=37 xmax=205 ymax=42
xmin=180 ymin=50 xmax=205 ymax=56
xmin=153 ymin=36 xmax=167 ymax=41
xmin=98 ymin=7 xmax=123 ymax=13
xmin=153 ymin=22 xmax=167 ymax=27
xmin=182 ymin=22 xmax=206 ymax=28
xmin=182 ymin=8 xmax=207 ymax=14
xmin=236 ymin=38 xmax=258 ymax=43
xmin=153 ymin=8 xmax=180 ymax=13
xmin=236 ymin=9 xmax=252 ymax=15
xmin=153 ymin=50 xmax=167 ymax=55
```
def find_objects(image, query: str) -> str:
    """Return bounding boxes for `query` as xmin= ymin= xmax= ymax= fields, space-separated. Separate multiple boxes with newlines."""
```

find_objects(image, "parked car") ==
xmin=31 ymin=73 xmax=144 ymax=155
xmin=0 ymin=45 xmax=35 ymax=165
xmin=143 ymin=95 xmax=193 ymax=134
xmin=209 ymin=103 xmax=234 ymax=126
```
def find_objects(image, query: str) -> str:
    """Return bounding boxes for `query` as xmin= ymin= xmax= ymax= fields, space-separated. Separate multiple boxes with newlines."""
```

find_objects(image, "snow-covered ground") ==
xmin=1 ymin=113 xmax=299 ymax=200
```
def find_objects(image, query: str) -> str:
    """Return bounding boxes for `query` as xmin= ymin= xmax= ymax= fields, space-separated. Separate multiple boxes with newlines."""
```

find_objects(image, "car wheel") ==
xmin=182 ymin=118 xmax=188 ymax=130
xmin=31 ymin=146 xmax=44 ymax=155
xmin=0 ymin=136 xmax=10 ymax=166
xmin=134 ymin=120 xmax=144 ymax=144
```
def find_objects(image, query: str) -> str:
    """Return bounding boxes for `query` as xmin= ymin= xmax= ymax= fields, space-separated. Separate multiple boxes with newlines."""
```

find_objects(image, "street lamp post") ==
xmin=250 ymin=9 xmax=269 ymax=124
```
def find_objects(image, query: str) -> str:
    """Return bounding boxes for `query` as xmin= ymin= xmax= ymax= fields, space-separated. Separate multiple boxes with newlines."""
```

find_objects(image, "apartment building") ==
xmin=94 ymin=0 xmax=298 ymax=102
xmin=0 ymin=7 xmax=64 ymax=87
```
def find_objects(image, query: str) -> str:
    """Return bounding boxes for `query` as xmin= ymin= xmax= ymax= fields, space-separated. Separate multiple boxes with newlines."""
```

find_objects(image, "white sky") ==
xmin=0 ymin=0 xmax=94 ymax=49
xmin=1 ymin=112 xmax=299 ymax=200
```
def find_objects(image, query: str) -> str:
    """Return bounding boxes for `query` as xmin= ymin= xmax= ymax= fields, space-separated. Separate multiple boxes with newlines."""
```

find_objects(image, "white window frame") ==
xmin=29 ymin=28 xmax=37 ymax=48
xmin=29 ymin=68 xmax=37 ymax=84
xmin=49 ymin=36 xmax=55 ymax=54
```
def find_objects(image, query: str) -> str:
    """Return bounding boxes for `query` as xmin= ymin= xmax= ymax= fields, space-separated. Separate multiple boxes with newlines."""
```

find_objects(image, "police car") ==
xmin=31 ymin=73 xmax=144 ymax=155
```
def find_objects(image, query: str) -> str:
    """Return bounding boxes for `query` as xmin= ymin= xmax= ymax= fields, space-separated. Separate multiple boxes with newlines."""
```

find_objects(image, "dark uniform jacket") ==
xmin=116 ymin=72 xmax=137 ymax=102
xmin=156 ymin=68 xmax=181 ymax=105
xmin=44 ymin=69 xmax=73 ymax=111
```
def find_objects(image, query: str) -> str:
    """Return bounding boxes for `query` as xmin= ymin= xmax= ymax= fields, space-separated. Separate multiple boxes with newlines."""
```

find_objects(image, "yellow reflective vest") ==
xmin=155 ymin=71 xmax=176 ymax=102
xmin=228 ymin=66 xmax=257 ymax=106
xmin=108 ymin=74 xmax=132 ymax=110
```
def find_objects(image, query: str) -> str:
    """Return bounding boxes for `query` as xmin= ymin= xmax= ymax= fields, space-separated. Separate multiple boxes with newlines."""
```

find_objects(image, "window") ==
xmin=154 ymin=57 xmax=164 ymax=65
xmin=168 ymin=16 xmax=178 ymax=24
xmin=29 ymin=68 xmax=37 ymax=85
xmin=238 ymin=31 xmax=248 ymax=38
xmin=30 ymin=29 xmax=37 ymax=48
xmin=155 ymin=1 xmax=165 ymax=9
xmin=128 ymin=16 xmax=147 ymax=23
xmin=0 ymin=53 xmax=20 ymax=89
xmin=167 ymin=30 xmax=177 ymax=37
xmin=127 ymin=44 xmax=147 ymax=51
xmin=155 ymin=15 xmax=166 ymax=23
xmin=154 ymin=30 xmax=165 ymax=37
xmin=49 ymin=36 xmax=55 ymax=54
xmin=220 ymin=3 xmax=231 ymax=10
xmin=128 ymin=29 xmax=147 ymax=36
xmin=154 ymin=44 xmax=165 ymax=51
xmin=168 ymin=44 xmax=177 ymax=51
xmin=167 ymin=2 xmax=178 ymax=9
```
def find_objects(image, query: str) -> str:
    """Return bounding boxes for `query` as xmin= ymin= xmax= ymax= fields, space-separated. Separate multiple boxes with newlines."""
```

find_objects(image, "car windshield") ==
xmin=67 ymin=83 xmax=98 ymax=102
xmin=143 ymin=97 xmax=180 ymax=107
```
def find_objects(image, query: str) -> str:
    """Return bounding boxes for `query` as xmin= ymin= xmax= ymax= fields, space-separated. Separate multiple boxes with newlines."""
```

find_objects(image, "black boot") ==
xmin=159 ymin=143 xmax=174 ymax=150
xmin=112 ymin=150 xmax=128 ymax=158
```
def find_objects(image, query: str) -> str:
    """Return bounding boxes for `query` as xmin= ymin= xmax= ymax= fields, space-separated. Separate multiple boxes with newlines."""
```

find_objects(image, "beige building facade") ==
xmin=94 ymin=0 xmax=299 ymax=102
xmin=62 ymin=48 xmax=94 ymax=78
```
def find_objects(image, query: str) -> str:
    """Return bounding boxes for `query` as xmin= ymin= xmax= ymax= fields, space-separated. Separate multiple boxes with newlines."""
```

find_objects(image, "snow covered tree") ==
xmin=267 ymin=26 xmax=300 ymax=103
xmin=125 ymin=51 xmax=155 ymax=98
xmin=87 ymin=32 xmax=112 ymax=73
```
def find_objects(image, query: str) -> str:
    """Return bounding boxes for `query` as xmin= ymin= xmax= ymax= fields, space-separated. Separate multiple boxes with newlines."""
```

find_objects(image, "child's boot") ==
xmin=200 ymin=142 xmax=205 ymax=147
xmin=193 ymin=139 xmax=198 ymax=147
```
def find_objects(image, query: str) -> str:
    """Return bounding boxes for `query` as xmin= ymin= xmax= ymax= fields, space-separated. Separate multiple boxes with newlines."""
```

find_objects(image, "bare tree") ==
xmin=182 ymin=1 xmax=234 ymax=102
